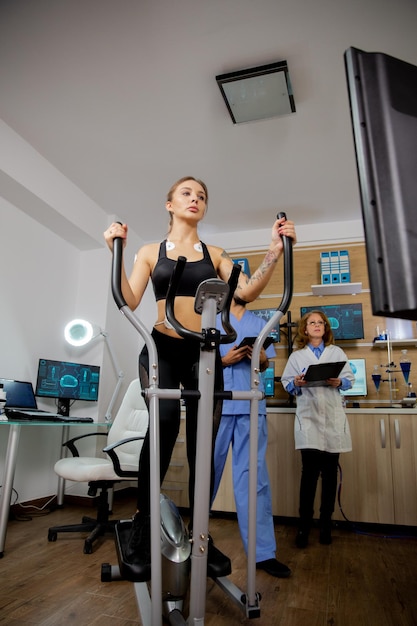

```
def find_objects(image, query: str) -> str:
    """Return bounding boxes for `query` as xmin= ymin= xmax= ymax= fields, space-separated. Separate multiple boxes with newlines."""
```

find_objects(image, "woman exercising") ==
xmin=104 ymin=175 xmax=296 ymax=567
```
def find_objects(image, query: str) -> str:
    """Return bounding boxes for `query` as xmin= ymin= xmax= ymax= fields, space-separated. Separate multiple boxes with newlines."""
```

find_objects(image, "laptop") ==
xmin=1 ymin=378 xmax=93 ymax=422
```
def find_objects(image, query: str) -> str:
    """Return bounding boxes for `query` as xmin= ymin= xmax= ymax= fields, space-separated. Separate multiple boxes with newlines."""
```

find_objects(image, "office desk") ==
xmin=0 ymin=419 xmax=109 ymax=557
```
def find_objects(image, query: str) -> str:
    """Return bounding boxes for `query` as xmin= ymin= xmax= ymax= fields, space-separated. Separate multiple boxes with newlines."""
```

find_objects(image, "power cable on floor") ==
xmin=1 ymin=485 xmax=56 ymax=521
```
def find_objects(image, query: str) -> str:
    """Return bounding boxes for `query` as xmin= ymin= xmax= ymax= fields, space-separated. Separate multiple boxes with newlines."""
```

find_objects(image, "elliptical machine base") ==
xmin=102 ymin=493 xmax=192 ymax=620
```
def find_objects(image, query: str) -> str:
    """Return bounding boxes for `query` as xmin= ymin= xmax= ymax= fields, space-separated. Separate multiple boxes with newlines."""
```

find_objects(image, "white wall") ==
xmin=0 ymin=197 xmax=94 ymax=500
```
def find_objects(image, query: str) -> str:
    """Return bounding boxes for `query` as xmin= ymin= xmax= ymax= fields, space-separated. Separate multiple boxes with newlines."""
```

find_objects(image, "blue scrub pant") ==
xmin=212 ymin=413 xmax=276 ymax=563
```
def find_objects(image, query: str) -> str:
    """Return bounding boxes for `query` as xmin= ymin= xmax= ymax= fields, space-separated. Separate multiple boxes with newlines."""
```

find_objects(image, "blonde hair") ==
xmin=166 ymin=176 xmax=209 ymax=233
xmin=295 ymin=310 xmax=334 ymax=349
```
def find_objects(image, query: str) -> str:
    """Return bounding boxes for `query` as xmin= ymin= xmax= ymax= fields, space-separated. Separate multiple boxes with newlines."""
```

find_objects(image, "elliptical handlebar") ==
xmin=111 ymin=227 xmax=126 ymax=311
xmin=219 ymin=263 xmax=241 ymax=344
xmin=276 ymin=211 xmax=293 ymax=315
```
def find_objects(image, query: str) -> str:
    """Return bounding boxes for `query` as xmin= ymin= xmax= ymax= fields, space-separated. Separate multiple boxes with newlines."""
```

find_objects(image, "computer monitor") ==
xmin=35 ymin=358 xmax=100 ymax=415
xmin=344 ymin=47 xmax=417 ymax=320
xmin=299 ymin=303 xmax=364 ymax=340
xmin=340 ymin=358 xmax=367 ymax=397
xmin=250 ymin=308 xmax=280 ymax=342
xmin=261 ymin=363 xmax=276 ymax=398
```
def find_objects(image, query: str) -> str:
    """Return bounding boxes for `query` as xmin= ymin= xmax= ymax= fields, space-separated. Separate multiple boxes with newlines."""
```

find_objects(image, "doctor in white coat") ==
xmin=280 ymin=309 xmax=354 ymax=548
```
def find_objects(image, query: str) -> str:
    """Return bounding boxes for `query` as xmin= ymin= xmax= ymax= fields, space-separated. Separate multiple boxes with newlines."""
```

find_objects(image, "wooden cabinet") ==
xmin=334 ymin=413 xmax=395 ymax=524
xmin=211 ymin=411 xmax=301 ymax=517
xmin=388 ymin=414 xmax=417 ymax=525
xmin=161 ymin=414 xmax=189 ymax=508
xmin=261 ymin=412 xmax=300 ymax=518
xmin=211 ymin=448 xmax=235 ymax=512
xmin=335 ymin=412 xmax=417 ymax=526
xmin=163 ymin=409 xmax=417 ymax=527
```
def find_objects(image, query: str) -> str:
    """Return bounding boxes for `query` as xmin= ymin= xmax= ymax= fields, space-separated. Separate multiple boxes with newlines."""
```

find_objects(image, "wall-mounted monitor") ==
xmin=261 ymin=363 xmax=275 ymax=398
xmin=300 ymin=303 xmax=364 ymax=341
xmin=250 ymin=308 xmax=280 ymax=342
xmin=344 ymin=47 xmax=417 ymax=320
xmin=340 ymin=358 xmax=367 ymax=397
xmin=35 ymin=358 xmax=100 ymax=415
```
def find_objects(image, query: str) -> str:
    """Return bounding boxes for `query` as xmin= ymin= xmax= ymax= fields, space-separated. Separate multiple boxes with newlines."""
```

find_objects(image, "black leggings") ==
xmin=299 ymin=449 xmax=340 ymax=524
xmin=137 ymin=328 xmax=223 ymax=520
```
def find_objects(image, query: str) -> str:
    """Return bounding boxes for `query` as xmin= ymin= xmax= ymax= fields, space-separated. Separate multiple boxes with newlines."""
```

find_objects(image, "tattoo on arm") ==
xmin=249 ymin=250 xmax=278 ymax=285
xmin=221 ymin=249 xmax=250 ymax=292
xmin=222 ymin=248 xmax=278 ymax=296
xmin=221 ymin=249 xmax=232 ymax=261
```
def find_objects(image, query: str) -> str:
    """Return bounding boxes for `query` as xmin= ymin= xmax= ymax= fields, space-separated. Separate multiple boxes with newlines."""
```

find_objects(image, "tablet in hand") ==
xmin=237 ymin=336 xmax=274 ymax=350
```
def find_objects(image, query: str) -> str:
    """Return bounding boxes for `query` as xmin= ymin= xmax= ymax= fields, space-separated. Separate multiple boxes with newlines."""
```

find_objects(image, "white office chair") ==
xmin=48 ymin=378 xmax=148 ymax=553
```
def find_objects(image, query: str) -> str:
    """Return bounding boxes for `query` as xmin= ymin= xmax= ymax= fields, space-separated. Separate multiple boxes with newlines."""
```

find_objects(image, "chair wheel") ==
xmin=101 ymin=563 xmax=112 ymax=582
xmin=48 ymin=531 xmax=57 ymax=542
xmin=84 ymin=541 xmax=93 ymax=554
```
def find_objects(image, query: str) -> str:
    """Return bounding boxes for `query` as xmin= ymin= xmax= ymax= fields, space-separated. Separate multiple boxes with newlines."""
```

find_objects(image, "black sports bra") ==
xmin=151 ymin=240 xmax=217 ymax=301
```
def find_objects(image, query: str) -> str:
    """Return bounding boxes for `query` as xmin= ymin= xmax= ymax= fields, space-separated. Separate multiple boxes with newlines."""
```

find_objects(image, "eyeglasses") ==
xmin=307 ymin=320 xmax=325 ymax=326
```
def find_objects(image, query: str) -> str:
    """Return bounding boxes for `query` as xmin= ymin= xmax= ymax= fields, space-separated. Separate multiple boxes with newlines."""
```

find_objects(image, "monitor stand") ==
xmin=57 ymin=398 xmax=70 ymax=416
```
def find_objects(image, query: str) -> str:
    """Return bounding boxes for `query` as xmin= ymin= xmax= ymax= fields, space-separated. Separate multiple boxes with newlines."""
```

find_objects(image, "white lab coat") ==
xmin=280 ymin=344 xmax=354 ymax=453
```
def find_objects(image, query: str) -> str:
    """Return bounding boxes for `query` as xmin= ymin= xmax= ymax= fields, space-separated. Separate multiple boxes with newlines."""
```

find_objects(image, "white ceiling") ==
xmin=1 ymin=0 xmax=416 ymax=245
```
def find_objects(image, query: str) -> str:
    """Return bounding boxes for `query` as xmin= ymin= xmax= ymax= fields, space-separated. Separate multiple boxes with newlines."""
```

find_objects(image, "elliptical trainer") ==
xmin=101 ymin=213 xmax=293 ymax=625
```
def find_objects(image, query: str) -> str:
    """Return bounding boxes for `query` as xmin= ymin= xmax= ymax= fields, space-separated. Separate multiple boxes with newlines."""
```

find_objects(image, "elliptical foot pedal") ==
xmin=115 ymin=520 xmax=151 ymax=582
xmin=207 ymin=541 xmax=232 ymax=578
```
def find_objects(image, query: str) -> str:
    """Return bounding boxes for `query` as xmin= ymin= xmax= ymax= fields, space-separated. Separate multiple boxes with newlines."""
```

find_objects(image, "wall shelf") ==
xmin=373 ymin=338 xmax=417 ymax=348
xmin=311 ymin=282 xmax=362 ymax=296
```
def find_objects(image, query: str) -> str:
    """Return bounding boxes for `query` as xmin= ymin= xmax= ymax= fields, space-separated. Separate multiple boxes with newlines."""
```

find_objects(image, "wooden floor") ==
xmin=1 ymin=494 xmax=417 ymax=625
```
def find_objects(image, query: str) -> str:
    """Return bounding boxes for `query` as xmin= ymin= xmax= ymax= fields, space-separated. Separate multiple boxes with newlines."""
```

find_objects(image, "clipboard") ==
xmin=237 ymin=336 xmax=274 ymax=350
xmin=303 ymin=361 xmax=346 ymax=383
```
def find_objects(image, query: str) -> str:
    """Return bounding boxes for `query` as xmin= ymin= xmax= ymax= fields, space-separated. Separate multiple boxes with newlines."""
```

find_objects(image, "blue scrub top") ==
xmin=217 ymin=310 xmax=276 ymax=415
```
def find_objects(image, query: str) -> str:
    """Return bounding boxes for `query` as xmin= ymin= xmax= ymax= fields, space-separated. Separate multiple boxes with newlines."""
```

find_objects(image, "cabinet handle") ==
xmin=380 ymin=418 xmax=386 ymax=448
xmin=394 ymin=418 xmax=401 ymax=449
